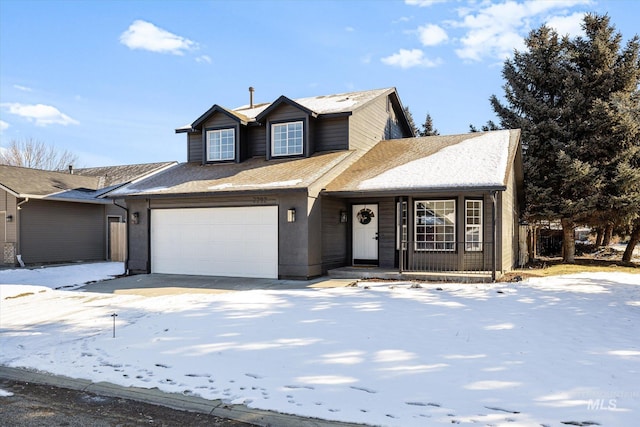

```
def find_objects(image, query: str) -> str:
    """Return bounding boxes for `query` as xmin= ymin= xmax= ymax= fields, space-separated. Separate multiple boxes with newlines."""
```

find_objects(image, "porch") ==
xmin=327 ymin=266 xmax=494 ymax=283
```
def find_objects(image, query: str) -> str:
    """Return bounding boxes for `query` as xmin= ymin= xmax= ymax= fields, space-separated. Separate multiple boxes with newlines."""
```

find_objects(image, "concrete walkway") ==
xmin=0 ymin=366 xmax=368 ymax=427
xmin=81 ymin=273 xmax=358 ymax=296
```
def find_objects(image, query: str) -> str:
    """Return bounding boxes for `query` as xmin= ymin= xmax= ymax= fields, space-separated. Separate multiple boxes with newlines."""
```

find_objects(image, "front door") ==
xmin=352 ymin=204 xmax=378 ymax=265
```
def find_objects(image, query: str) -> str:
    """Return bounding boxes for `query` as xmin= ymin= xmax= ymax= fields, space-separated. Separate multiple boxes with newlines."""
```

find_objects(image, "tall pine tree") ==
xmin=570 ymin=15 xmax=640 ymax=260
xmin=490 ymin=14 xmax=640 ymax=263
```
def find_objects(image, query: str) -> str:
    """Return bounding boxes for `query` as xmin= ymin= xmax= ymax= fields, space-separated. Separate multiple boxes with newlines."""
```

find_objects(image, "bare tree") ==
xmin=0 ymin=138 xmax=79 ymax=171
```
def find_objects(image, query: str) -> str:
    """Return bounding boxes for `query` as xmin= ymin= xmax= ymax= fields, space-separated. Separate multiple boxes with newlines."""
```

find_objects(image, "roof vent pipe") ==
xmin=249 ymin=86 xmax=254 ymax=109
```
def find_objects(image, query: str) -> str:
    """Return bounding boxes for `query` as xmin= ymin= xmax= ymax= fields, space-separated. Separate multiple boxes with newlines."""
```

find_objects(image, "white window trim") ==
xmin=271 ymin=121 xmax=303 ymax=157
xmin=465 ymin=199 xmax=483 ymax=252
xmin=414 ymin=200 xmax=456 ymax=252
xmin=206 ymin=128 xmax=235 ymax=161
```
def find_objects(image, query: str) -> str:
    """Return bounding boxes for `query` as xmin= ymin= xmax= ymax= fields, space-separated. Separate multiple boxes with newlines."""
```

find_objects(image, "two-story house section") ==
xmin=111 ymin=88 xmax=414 ymax=279
xmin=113 ymin=87 xmax=523 ymax=281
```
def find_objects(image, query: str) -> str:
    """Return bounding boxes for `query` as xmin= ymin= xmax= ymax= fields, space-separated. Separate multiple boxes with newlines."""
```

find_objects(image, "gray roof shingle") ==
xmin=110 ymin=151 xmax=355 ymax=197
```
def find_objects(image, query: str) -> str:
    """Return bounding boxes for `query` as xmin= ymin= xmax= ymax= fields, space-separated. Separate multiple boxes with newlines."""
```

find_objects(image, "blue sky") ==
xmin=1 ymin=0 xmax=637 ymax=167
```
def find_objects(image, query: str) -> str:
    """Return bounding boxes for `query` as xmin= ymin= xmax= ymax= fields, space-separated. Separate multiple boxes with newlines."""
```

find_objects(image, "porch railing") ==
xmin=399 ymin=241 xmax=495 ymax=275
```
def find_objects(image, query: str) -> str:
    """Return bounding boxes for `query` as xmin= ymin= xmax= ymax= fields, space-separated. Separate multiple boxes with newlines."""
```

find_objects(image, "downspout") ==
xmin=17 ymin=197 xmax=30 ymax=210
xmin=491 ymin=191 xmax=498 ymax=282
xmin=112 ymin=200 xmax=130 ymax=275
xmin=146 ymin=199 xmax=151 ymax=274
xmin=15 ymin=198 xmax=30 ymax=267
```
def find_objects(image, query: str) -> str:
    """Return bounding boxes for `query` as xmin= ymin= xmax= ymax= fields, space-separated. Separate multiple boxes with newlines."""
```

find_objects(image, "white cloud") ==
xmin=381 ymin=48 xmax=442 ymax=68
xmin=195 ymin=55 xmax=212 ymax=64
xmin=449 ymin=0 xmax=591 ymax=62
xmin=393 ymin=16 xmax=412 ymax=24
xmin=405 ymin=0 xmax=448 ymax=7
xmin=120 ymin=20 xmax=197 ymax=55
xmin=418 ymin=24 xmax=448 ymax=46
xmin=13 ymin=84 xmax=33 ymax=92
xmin=0 ymin=120 xmax=9 ymax=131
xmin=1 ymin=103 xmax=79 ymax=127
xmin=345 ymin=26 xmax=355 ymax=32
xmin=546 ymin=12 xmax=586 ymax=37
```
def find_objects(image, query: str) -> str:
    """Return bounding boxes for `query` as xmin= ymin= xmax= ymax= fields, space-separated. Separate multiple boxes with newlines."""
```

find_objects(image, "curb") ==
xmin=0 ymin=366 xmax=369 ymax=427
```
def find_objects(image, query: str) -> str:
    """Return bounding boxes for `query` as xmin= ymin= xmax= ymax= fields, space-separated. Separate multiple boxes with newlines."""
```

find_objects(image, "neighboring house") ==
xmin=112 ymin=87 xmax=524 ymax=281
xmin=0 ymin=162 xmax=175 ymax=266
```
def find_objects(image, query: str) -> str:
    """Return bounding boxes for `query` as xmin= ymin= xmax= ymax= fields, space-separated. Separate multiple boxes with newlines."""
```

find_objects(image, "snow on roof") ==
xmin=359 ymin=131 xmax=511 ymax=191
xmin=233 ymin=88 xmax=391 ymax=119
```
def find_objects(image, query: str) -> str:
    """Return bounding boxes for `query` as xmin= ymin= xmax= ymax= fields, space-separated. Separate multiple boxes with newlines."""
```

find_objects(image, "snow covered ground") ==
xmin=1 ymin=263 xmax=639 ymax=426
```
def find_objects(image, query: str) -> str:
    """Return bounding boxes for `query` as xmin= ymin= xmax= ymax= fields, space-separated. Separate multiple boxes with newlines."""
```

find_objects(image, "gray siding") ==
xmin=126 ymin=198 xmax=149 ymax=273
xmin=321 ymin=197 xmax=348 ymax=271
xmin=126 ymin=192 xmax=319 ymax=279
xmin=500 ymin=164 xmax=519 ymax=273
xmin=265 ymin=104 xmax=312 ymax=159
xmin=248 ymin=126 xmax=266 ymax=157
xmin=20 ymin=200 xmax=106 ymax=264
xmin=0 ymin=189 xmax=17 ymax=243
xmin=1 ymin=189 xmax=18 ymax=265
xmin=315 ymin=117 xmax=349 ymax=151
xmin=377 ymin=198 xmax=396 ymax=268
xmin=348 ymin=95 xmax=406 ymax=152
xmin=188 ymin=132 xmax=203 ymax=163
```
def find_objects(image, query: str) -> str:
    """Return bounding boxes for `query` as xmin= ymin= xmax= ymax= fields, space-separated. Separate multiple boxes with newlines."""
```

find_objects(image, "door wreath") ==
xmin=356 ymin=208 xmax=375 ymax=225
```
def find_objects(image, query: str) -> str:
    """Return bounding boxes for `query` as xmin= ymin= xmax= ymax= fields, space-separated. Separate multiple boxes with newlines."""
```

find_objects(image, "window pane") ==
xmin=465 ymin=200 xmax=483 ymax=252
xmin=207 ymin=128 xmax=235 ymax=161
xmin=414 ymin=200 xmax=456 ymax=251
xmin=272 ymin=121 xmax=303 ymax=156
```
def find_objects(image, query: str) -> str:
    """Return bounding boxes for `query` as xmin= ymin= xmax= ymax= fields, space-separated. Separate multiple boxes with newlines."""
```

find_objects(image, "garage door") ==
xmin=151 ymin=206 xmax=278 ymax=278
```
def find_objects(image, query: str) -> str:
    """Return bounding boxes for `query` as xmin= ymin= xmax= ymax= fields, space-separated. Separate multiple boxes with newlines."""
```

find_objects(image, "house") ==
xmin=0 ymin=162 xmax=175 ymax=266
xmin=112 ymin=87 xmax=523 ymax=281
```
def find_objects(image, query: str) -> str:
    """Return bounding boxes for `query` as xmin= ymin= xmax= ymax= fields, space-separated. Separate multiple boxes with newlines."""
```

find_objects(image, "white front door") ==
xmin=352 ymin=204 xmax=378 ymax=264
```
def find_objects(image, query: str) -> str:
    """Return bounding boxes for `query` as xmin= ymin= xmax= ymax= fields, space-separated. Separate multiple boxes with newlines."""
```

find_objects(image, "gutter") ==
xmin=322 ymin=185 xmax=508 ymax=198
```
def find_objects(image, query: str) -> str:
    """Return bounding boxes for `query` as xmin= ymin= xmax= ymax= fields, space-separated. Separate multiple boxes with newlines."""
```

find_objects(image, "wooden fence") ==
xmin=110 ymin=222 xmax=127 ymax=262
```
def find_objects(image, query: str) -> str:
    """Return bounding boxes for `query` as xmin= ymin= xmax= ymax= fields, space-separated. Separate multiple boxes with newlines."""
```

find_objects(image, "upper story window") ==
xmin=272 ymin=121 xmax=303 ymax=157
xmin=207 ymin=128 xmax=235 ymax=161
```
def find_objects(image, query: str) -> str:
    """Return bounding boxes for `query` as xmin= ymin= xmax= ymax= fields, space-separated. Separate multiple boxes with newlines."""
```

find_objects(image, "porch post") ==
xmin=398 ymin=196 xmax=405 ymax=273
xmin=491 ymin=191 xmax=497 ymax=282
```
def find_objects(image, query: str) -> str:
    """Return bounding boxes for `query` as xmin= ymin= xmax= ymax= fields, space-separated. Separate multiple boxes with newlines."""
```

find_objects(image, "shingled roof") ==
xmin=176 ymin=87 xmax=400 ymax=133
xmin=0 ymin=162 xmax=177 ymax=203
xmin=109 ymin=151 xmax=355 ymax=197
xmin=324 ymin=129 xmax=522 ymax=195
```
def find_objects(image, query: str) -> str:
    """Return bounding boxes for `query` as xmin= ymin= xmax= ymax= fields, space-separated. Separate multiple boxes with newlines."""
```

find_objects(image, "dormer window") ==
xmin=207 ymin=128 xmax=235 ymax=161
xmin=272 ymin=121 xmax=303 ymax=157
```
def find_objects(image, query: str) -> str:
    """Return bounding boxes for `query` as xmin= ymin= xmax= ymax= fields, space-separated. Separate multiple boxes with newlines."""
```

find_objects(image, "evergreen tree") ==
xmin=490 ymin=14 xmax=640 ymax=263
xmin=571 ymin=15 xmax=640 ymax=258
xmin=419 ymin=113 xmax=439 ymax=136
xmin=403 ymin=106 xmax=419 ymax=136
xmin=469 ymin=120 xmax=500 ymax=132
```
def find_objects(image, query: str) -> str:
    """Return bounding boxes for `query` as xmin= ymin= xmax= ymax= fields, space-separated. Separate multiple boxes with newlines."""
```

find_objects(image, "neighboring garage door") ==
xmin=151 ymin=206 xmax=278 ymax=278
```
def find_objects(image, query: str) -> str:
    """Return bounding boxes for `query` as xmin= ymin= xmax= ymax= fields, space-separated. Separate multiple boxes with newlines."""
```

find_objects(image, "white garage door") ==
xmin=151 ymin=206 xmax=278 ymax=278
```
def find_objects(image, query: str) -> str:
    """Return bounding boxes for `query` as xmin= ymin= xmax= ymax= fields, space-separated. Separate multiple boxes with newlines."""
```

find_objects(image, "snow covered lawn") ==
xmin=1 ymin=263 xmax=639 ymax=426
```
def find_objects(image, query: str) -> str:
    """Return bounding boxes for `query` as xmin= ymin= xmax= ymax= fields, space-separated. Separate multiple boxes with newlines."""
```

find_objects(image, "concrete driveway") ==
xmin=80 ymin=273 xmax=357 ymax=296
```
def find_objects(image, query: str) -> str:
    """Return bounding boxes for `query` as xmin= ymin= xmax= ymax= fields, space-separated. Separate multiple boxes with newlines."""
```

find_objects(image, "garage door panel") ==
xmin=151 ymin=206 xmax=278 ymax=278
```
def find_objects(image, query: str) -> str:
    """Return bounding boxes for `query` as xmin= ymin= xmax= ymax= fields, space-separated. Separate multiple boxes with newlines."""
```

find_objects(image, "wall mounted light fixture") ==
xmin=6 ymin=214 xmax=13 ymax=222
xmin=339 ymin=210 xmax=347 ymax=223
xmin=131 ymin=212 xmax=140 ymax=225
xmin=287 ymin=208 xmax=296 ymax=223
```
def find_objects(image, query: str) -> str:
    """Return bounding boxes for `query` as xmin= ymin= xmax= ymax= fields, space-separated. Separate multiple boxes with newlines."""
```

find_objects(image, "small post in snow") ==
xmin=111 ymin=313 xmax=118 ymax=338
